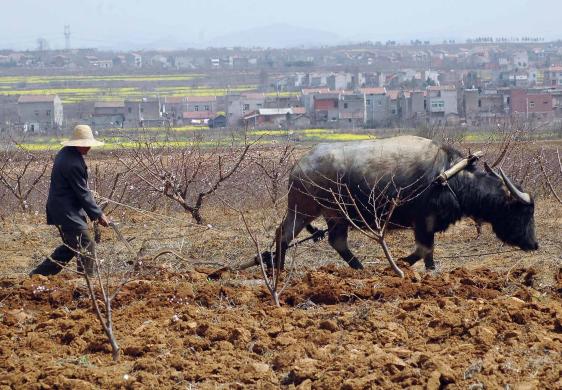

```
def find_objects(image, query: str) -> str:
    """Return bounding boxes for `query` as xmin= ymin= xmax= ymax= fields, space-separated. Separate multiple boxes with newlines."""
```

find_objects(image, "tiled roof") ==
xmin=94 ymin=101 xmax=124 ymax=108
xmin=339 ymin=112 xmax=364 ymax=119
xmin=244 ymin=107 xmax=307 ymax=119
xmin=360 ymin=87 xmax=386 ymax=95
xmin=257 ymin=108 xmax=292 ymax=116
xmin=187 ymin=96 xmax=216 ymax=103
xmin=291 ymin=107 xmax=306 ymax=115
xmin=17 ymin=95 xmax=58 ymax=103
xmin=241 ymin=93 xmax=265 ymax=100
xmin=182 ymin=111 xmax=214 ymax=119
xmin=301 ymin=88 xmax=331 ymax=95
xmin=427 ymin=85 xmax=456 ymax=91
xmin=165 ymin=96 xmax=186 ymax=104
xmin=386 ymin=90 xmax=400 ymax=100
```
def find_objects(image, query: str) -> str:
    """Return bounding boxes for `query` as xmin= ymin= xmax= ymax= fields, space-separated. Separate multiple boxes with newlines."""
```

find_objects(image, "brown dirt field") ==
xmin=0 ymin=199 xmax=561 ymax=389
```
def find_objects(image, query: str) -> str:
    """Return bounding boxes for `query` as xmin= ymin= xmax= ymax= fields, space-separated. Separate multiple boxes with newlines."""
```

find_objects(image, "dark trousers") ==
xmin=30 ymin=228 xmax=96 ymax=276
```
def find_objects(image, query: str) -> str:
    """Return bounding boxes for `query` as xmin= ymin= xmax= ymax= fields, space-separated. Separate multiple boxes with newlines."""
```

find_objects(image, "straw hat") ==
xmin=61 ymin=125 xmax=105 ymax=147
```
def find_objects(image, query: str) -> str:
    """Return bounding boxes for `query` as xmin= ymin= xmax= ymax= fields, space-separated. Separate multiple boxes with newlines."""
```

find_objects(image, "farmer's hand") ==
xmin=97 ymin=213 xmax=110 ymax=227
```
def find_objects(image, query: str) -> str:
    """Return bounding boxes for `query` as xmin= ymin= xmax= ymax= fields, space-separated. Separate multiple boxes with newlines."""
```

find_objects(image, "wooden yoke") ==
xmin=435 ymin=151 xmax=484 ymax=185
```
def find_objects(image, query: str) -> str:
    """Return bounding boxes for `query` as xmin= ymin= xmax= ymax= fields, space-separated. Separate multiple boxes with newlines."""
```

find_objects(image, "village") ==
xmin=2 ymin=40 xmax=562 ymax=134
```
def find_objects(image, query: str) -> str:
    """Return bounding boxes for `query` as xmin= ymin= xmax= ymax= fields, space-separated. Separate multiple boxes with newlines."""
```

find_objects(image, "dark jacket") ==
xmin=46 ymin=147 xmax=102 ymax=230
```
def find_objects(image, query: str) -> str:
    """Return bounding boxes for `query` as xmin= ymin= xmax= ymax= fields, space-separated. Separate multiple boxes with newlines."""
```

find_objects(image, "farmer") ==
xmin=29 ymin=125 xmax=110 ymax=277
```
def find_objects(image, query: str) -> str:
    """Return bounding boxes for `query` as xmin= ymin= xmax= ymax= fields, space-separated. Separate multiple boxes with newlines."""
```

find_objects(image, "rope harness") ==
xmin=433 ymin=151 xmax=484 ymax=206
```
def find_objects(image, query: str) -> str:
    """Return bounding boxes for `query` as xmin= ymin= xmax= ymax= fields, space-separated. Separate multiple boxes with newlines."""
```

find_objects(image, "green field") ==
xmin=16 ymin=128 xmax=375 ymax=151
xmin=1 ymin=85 xmax=258 ymax=104
xmin=0 ymin=74 xmax=203 ymax=85
xmin=0 ymin=74 xmax=259 ymax=103
xmin=248 ymin=128 xmax=374 ymax=141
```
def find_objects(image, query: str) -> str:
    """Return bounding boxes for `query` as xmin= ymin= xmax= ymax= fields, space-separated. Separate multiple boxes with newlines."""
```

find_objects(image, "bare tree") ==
xmin=537 ymin=147 xmax=562 ymax=204
xmin=0 ymin=144 xmax=49 ymax=211
xmin=217 ymin=195 xmax=298 ymax=306
xmin=327 ymin=174 xmax=405 ymax=277
xmin=251 ymin=142 xmax=296 ymax=206
xmin=90 ymin=162 xmax=133 ymax=242
xmin=36 ymin=224 xmax=147 ymax=361
xmin=118 ymin=136 xmax=255 ymax=224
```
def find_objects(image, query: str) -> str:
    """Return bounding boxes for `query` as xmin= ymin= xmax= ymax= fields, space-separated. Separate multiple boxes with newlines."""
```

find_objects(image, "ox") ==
xmin=274 ymin=135 xmax=538 ymax=271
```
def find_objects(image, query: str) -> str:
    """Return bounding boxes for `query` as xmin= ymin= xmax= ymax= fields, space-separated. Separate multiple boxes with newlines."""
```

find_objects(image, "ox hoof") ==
xmin=424 ymin=261 xmax=436 ymax=271
xmin=399 ymin=255 xmax=421 ymax=266
xmin=348 ymin=259 xmax=364 ymax=270
xmin=424 ymin=265 xmax=439 ymax=274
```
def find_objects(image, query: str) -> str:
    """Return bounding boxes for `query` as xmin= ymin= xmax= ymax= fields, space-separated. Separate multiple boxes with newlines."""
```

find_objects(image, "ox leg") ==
xmin=274 ymin=211 xmax=311 ymax=270
xmin=401 ymin=224 xmax=435 ymax=270
xmin=327 ymin=220 xmax=364 ymax=270
xmin=306 ymin=224 xmax=326 ymax=242
xmin=415 ymin=226 xmax=435 ymax=270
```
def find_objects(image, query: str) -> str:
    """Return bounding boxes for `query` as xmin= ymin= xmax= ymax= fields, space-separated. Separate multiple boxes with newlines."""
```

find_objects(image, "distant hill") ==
xmin=101 ymin=24 xmax=342 ymax=50
xmin=207 ymin=23 xmax=342 ymax=48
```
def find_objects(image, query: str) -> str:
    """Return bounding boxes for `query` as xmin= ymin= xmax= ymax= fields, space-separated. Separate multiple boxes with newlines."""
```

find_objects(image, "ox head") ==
xmin=484 ymin=163 xmax=538 ymax=251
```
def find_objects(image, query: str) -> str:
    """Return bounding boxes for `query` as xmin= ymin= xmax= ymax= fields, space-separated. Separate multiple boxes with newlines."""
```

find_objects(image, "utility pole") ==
xmin=64 ymin=25 xmax=71 ymax=51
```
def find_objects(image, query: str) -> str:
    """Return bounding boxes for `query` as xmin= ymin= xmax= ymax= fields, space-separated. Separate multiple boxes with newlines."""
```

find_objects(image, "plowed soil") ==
xmin=0 ymin=200 xmax=561 ymax=389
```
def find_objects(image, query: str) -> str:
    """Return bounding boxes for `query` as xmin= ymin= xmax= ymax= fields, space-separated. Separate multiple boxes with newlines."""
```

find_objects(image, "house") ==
xmin=231 ymin=56 xmax=249 ymax=68
xmin=112 ymin=55 xmax=127 ymax=66
xmin=399 ymin=90 xmax=427 ymax=122
xmin=543 ymin=66 xmax=562 ymax=87
xmin=463 ymin=89 xmax=507 ymax=125
xmin=127 ymin=53 xmax=142 ymax=68
xmin=312 ymin=92 xmax=341 ymax=126
xmin=244 ymin=108 xmax=290 ymax=129
xmin=92 ymin=101 xmax=125 ymax=128
xmin=305 ymin=72 xmax=331 ymax=88
xmin=361 ymin=87 xmax=390 ymax=127
xmin=282 ymin=73 xmax=307 ymax=89
xmin=209 ymin=113 xmax=227 ymax=128
xmin=508 ymin=89 xmax=553 ymax=120
xmin=387 ymin=90 xmax=401 ymax=118
xmin=327 ymin=73 xmax=351 ymax=90
xmin=162 ymin=97 xmax=187 ymax=125
xmin=528 ymin=68 xmax=544 ymax=86
xmin=549 ymin=89 xmax=562 ymax=117
xmin=90 ymin=60 xmax=113 ymax=69
xmin=243 ymin=107 xmax=309 ymax=129
xmin=499 ymin=71 xmax=529 ymax=87
xmin=226 ymin=93 xmax=265 ymax=127
xmin=478 ymin=90 xmax=506 ymax=118
xmin=17 ymin=95 xmax=63 ymax=133
xmin=124 ymin=98 xmax=162 ymax=127
xmin=150 ymin=55 xmax=169 ymax=68
xmin=288 ymin=107 xmax=311 ymax=128
xmin=463 ymin=89 xmax=480 ymax=119
xmin=182 ymin=111 xmax=213 ymax=126
xmin=264 ymin=94 xmax=301 ymax=109
xmin=172 ymin=56 xmax=196 ymax=70
xmin=511 ymin=51 xmax=529 ymax=69
xmin=338 ymin=93 xmax=365 ymax=128
xmin=186 ymin=96 xmax=217 ymax=114
xmin=301 ymin=88 xmax=331 ymax=114
xmin=426 ymin=85 xmax=458 ymax=123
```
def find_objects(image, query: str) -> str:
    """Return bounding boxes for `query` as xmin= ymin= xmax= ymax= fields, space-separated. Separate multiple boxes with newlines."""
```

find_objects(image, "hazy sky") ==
xmin=0 ymin=0 xmax=558 ymax=49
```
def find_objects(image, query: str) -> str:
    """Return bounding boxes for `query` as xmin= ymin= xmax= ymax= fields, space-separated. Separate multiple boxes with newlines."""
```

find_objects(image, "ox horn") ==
xmin=498 ymin=168 xmax=532 ymax=204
